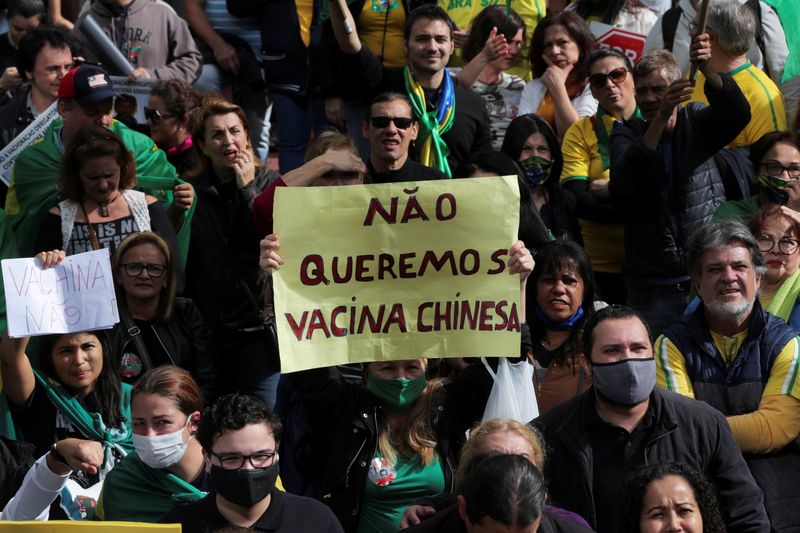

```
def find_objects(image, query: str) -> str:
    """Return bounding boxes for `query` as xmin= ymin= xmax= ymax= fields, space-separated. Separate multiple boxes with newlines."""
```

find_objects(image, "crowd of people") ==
xmin=0 ymin=0 xmax=797 ymax=530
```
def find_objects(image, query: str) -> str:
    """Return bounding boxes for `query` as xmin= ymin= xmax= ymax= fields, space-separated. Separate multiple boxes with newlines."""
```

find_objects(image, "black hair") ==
xmin=529 ymin=11 xmax=595 ymax=85
xmin=619 ymin=462 xmax=727 ymax=533
xmin=38 ymin=330 xmax=125 ymax=428
xmin=462 ymin=454 xmax=547 ymax=527
xmin=7 ymin=0 xmax=45 ymax=19
xmin=404 ymin=4 xmax=454 ymax=41
xmin=501 ymin=114 xmax=572 ymax=239
xmin=197 ymin=393 xmax=283 ymax=452
xmin=453 ymin=150 xmax=551 ymax=250
xmin=17 ymin=24 xmax=73 ymax=79
xmin=581 ymin=304 xmax=652 ymax=363
xmin=588 ymin=48 xmax=634 ymax=72
xmin=529 ymin=239 xmax=596 ymax=361
xmin=462 ymin=5 xmax=525 ymax=63
xmin=749 ymin=131 xmax=797 ymax=174
xmin=365 ymin=92 xmax=414 ymax=121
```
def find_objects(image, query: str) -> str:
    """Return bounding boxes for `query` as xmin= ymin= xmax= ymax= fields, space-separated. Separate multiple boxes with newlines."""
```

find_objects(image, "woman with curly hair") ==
xmin=619 ymin=462 xmax=726 ymax=533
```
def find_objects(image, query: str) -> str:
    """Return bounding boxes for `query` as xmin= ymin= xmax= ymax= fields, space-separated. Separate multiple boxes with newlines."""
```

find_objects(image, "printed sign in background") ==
xmin=273 ymin=176 xmax=521 ymax=373
xmin=2 ymin=249 xmax=119 ymax=337
xmin=591 ymin=22 xmax=647 ymax=64
xmin=0 ymin=77 xmax=153 ymax=185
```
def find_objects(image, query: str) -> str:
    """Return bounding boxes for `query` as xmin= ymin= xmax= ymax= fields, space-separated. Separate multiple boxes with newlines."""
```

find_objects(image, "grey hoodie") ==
xmin=76 ymin=0 xmax=202 ymax=83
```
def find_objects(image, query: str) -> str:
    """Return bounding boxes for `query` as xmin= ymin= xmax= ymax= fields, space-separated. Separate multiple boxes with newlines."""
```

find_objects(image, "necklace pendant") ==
xmin=99 ymin=203 xmax=110 ymax=217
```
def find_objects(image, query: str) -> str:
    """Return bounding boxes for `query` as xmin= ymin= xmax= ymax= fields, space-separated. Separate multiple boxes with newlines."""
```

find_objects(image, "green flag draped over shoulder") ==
xmin=96 ymin=452 xmax=206 ymax=522
xmin=5 ymin=119 xmax=190 ymax=259
xmin=762 ymin=0 xmax=800 ymax=83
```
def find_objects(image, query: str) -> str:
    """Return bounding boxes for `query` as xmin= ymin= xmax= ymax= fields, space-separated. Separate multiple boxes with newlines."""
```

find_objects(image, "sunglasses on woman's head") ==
xmin=588 ymin=67 xmax=629 ymax=89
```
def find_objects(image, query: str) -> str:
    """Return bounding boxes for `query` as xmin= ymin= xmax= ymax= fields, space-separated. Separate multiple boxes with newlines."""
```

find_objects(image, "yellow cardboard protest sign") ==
xmin=273 ymin=176 xmax=521 ymax=373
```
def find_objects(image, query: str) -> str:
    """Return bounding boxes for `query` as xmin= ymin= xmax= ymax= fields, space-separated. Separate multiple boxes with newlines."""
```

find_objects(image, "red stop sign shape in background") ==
xmin=592 ymin=24 xmax=648 ymax=64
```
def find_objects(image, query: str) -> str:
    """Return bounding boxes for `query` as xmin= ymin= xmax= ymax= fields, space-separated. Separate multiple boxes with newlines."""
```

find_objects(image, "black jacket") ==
xmin=184 ymin=166 xmax=278 ymax=337
xmin=226 ymin=0 xmax=323 ymax=96
xmin=288 ymin=365 xmax=496 ymax=532
xmin=533 ymin=387 xmax=770 ymax=533
xmin=109 ymin=297 xmax=219 ymax=401
xmin=609 ymin=74 xmax=751 ymax=280
xmin=0 ymin=85 xmax=34 ymax=151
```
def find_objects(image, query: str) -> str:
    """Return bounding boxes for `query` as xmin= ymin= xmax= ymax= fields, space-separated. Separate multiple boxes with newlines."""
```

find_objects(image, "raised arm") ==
xmin=457 ymin=27 xmax=507 ymax=88
xmin=328 ymin=0 xmax=362 ymax=55
xmin=0 ymin=333 xmax=35 ymax=408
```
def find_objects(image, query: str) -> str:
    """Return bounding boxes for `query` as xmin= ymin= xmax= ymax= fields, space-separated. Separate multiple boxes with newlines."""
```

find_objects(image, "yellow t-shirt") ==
xmin=296 ymin=0 xmax=314 ymax=47
xmin=655 ymin=332 xmax=800 ymax=452
xmin=358 ymin=0 xmax=407 ymax=68
xmin=690 ymin=62 xmax=786 ymax=148
xmin=438 ymin=0 xmax=546 ymax=80
xmin=560 ymin=114 xmax=624 ymax=274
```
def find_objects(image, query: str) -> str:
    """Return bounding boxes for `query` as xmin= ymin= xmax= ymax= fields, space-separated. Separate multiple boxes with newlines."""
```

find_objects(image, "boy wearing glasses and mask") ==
xmin=363 ymin=92 xmax=445 ymax=184
xmin=161 ymin=393 xmax=343 ymax=532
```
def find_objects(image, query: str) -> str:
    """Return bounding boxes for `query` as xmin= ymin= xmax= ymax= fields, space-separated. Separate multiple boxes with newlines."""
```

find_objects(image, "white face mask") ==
xmin=133 ymin=415 xmax=191 ymax=469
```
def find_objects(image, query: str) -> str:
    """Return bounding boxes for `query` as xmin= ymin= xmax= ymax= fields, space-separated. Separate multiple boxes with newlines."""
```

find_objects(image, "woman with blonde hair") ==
xmin=401 ymin=419 xmax=592 ymax=531
xmin=260 ymin=238 xmax=534 ymax=533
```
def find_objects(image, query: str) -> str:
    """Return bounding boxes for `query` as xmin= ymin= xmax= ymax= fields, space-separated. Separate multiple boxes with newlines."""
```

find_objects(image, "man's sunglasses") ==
xmin=588 ymin=67 xmax=629 ymax=89
xmin=144 ymin=107 xmax=174 ymax=123
xmin=370 ymin=116 xmax=415 ymax=129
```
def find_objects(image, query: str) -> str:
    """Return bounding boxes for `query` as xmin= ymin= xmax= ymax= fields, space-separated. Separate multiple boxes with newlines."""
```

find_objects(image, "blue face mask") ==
xmin=757 ymin=172 xmax=790 ymax=204
xmin=519 ymin=156 xmax=553 ymax=187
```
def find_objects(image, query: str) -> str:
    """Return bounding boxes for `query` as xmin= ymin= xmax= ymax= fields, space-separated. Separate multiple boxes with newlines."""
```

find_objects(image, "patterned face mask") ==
xmin=519 ymin=156 xmax=553 ymax=187
xmin=757 ymin=172 xmax=790 ymax=204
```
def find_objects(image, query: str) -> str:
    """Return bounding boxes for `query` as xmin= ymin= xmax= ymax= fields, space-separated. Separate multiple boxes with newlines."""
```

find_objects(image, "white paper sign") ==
xmin=2 ymin=249 xmax=119 ymax=338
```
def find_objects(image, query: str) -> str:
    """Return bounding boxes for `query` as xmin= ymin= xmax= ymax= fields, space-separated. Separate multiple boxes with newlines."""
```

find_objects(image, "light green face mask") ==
xmin=366 ymin=374 xmax=427 ymax=411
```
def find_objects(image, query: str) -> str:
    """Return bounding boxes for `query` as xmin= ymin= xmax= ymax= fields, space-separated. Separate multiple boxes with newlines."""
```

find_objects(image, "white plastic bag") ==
xmin=481 ymin=357 xmax=539 ymax=423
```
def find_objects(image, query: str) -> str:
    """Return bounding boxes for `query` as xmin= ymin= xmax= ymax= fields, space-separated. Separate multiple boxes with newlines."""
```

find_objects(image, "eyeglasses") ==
xmin=370 ymin=116 xmax=415 ymax=129
xmin=121 ymin=263 xmax=168 ymax=278
xmin=588 ymin=67 xmax=629 ymax=89
xmin=762 ymin=161 xmax=800 ymax=179
xmin=210 ymin=451 xmax=277 ymax=470
xmin=757 ymin=235 xmax=800 ymax=255
xmin=143 ymin=107 xmax=174 ymax=124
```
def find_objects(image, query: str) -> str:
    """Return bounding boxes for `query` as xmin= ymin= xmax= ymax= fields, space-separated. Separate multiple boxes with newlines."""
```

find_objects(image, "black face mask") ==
xmin=210 ymin=461 xmax=279 ymax=507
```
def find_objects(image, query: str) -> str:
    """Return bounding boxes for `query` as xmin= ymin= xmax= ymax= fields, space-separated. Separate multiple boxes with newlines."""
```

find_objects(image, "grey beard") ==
xmin=704 ymin=297 xmax=754 ymax=323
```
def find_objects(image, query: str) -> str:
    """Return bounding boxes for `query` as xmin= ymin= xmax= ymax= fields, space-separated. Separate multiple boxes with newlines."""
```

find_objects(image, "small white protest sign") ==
xmin=2 ymin=249 xmax=119 ymax=338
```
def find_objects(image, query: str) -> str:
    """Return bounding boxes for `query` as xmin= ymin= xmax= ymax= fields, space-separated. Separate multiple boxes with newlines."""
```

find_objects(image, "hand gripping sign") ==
xmin=2 ymin=249 xmax=119 ymax=337
xmin=273 ymin=176 xmax=522 ymax=373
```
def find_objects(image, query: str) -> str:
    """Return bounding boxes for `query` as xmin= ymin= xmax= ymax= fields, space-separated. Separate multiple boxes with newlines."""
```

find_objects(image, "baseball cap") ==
xmin=58 ymin=64 xmax=119 ymax=106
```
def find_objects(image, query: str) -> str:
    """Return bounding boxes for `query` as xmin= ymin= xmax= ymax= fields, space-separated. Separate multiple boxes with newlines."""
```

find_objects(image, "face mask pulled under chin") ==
xmin=592 ymin=357 xmax=656 ymax=406
xmin=132 ymin=415 xmax=192 ymax=469
xmin=210 ymin=460 xmax=280 ymax=507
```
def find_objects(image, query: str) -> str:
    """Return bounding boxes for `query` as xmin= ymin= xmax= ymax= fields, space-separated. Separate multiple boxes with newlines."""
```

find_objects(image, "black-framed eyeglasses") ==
xmin=370 ymin=116 xmax=415 ymax=130
xmin=757 ymin=235 xmax=800 ymax=255
xmin=209 ymin=451 xmax=277 ymax=471
xmin=143 ymin=107 xmax=174 ymax=123
xmin=762 ymin=161 xmax=800 ymax=179
xmin=588 ymin=67 xmax=629 ymax=89
xmin=121 ymin=262 xmax=168 ymax=278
